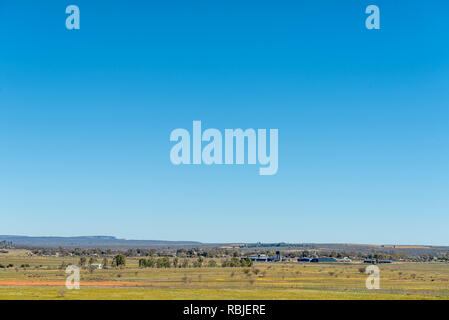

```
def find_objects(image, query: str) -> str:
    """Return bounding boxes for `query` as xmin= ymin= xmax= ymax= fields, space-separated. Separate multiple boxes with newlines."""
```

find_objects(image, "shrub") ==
xmin=207 ymin=260 xmax=217 ymax=268
xmin=240 ymin=258 xmax=253 ymax=267
xmin=112 ymin=254 xmax=126 ymax=267
xmin=156 ymin=257 xmax=170 ymax=268
xmin=138 ymin=258 xmax=148 ymax=268
xmin=192 ymin=257 xmax=204 ymax=268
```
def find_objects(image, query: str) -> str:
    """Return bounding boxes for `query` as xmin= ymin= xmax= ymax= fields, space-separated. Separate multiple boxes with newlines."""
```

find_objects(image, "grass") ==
xmin=0 ymin=250 xmax=448 ymax=300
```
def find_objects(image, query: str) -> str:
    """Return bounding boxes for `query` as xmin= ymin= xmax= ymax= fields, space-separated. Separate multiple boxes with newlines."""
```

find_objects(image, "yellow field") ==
xmin=0 ymin=250 xmax=448 ymax=300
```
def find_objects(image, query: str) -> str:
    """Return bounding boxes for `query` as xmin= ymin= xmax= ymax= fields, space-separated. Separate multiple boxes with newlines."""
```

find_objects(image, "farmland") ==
xmin=0 ymin=249 xmax=448 ymax=300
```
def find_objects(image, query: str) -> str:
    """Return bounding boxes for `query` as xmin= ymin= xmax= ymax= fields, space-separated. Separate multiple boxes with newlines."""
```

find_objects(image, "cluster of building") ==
xmin=297 ymin=257 xmax=352 ymax=263
xmin=247 ymin=252 xmax=283 ymax=262
xmin=247 ymin=253 xmax=396 ymax=264
xmin=363 ymin=259 xmax=394 ymax=264
xmin=247 ymin=252 xmax=353 ymax=263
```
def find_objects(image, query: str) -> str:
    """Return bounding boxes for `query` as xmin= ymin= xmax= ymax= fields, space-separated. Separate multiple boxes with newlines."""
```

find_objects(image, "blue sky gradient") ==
xmin=1 ymin=1 xmax=448 ymax=244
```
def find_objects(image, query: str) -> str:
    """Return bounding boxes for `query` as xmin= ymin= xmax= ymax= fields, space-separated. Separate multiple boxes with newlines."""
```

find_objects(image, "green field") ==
xmin=0 ymin=250 xmax=448 ymax=300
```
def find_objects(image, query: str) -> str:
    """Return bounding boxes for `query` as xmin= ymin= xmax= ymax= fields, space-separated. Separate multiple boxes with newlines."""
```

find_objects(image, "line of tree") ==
xmin=25 ymin=245 xmax=449 ymax=263
xmin=138 ymin=256 xmax=228 ymax=268
xmin=222 ymin=257 xmax=253 ymax=268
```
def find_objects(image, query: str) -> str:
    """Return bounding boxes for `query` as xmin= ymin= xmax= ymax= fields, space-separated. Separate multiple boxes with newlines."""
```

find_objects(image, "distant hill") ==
xmin=1 ymin=235 xmax=447 ymax=255
xmin=0 ymin=235 xmax=202 ymax=248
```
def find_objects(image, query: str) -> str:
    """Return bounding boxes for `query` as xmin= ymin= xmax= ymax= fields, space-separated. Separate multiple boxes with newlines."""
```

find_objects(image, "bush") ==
xmin=138 ymin=258 xmax=148 ymax=268
xmin=192 ymin=257 xmax=204 ymax=268
xmin=79 ymin=257 xmax=86 ymax=267
xmin=112 ymin=254 xmax=126 ymax=267
xmin=156 ymin=257 xmax=170 ymax=268
xmin=207 ymin=260 xmax=217 ymax=268
xmin=241 ymin=258 xmax=253 ymax=267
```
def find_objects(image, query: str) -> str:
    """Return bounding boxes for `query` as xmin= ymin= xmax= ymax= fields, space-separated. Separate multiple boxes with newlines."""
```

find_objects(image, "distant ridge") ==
xmin=1 ymin=235 xmax=447 ymax=253
xmin=0 ymin=235 xmax=202 ymax=248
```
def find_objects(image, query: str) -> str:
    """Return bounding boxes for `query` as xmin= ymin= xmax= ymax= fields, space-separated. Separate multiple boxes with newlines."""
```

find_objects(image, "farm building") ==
xmin=248 ymin=251 xmax=281 ymax=263
xmin=298 ymin=258 xmax=312 ymax=262
xmin=364 ymin=259 xmax=376 ymax=264
xmin=336 ymin=257 xmax=352 ymax=262
xmin=311 ymin=257 xmax=337 ymax=263
xmin=363 ymin=259 xmax=394 ymax=264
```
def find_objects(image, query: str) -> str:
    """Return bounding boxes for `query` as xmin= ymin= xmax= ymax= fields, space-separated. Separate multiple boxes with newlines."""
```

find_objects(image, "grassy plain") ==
xmin=0 ymin=250 xmax=448 ymax=300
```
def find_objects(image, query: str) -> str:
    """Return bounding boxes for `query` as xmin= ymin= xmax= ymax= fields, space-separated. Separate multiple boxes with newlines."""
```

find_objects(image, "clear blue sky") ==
xmin=1 ymin=1 xmax=448 ymax=245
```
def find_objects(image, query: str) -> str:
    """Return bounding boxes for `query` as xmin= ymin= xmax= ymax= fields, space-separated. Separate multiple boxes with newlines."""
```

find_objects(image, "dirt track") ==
xmin=0 ymin=280 xmax=144 ymax=287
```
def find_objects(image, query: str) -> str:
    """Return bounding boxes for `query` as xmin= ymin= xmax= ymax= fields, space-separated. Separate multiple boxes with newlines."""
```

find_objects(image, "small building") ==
xmin=364 ymin=259 xmax=376 ymax=264
xmin=336 ymin=257 xmax=352 ymax=263
xmin=311 ymin=257 xmax=337 ymax=263
xmin=90 ymin=263 xmax=103 ymax=269
xmin=298 ymin=258 xmax=312 ymax=262
xmin=248 ymin=255 xmax=271 ymax=262
xmin=248 ymin=251 xmax=281 ymax=263
xmin=379 ymin=260 xmax=394 ymax=264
